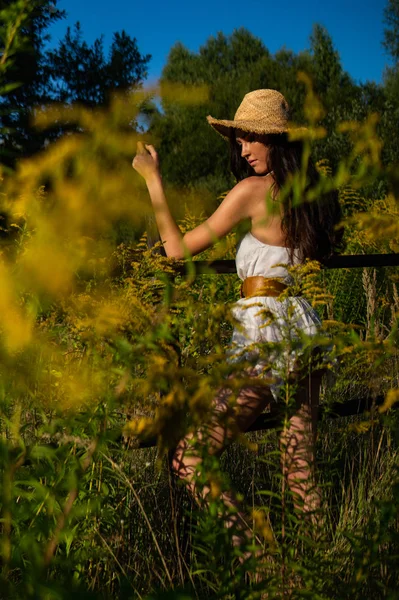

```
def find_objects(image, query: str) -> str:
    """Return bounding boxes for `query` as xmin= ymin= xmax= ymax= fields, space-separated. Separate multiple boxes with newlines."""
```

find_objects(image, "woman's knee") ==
xmin=170 ymin=438 xmax=201 ymax=484
xmin=170 ymin=446 xmax=185 ymax=480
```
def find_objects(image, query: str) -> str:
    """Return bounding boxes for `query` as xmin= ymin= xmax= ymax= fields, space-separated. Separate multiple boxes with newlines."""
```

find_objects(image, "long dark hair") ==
xmin=229 ymin=130 xmax=343 ymax=262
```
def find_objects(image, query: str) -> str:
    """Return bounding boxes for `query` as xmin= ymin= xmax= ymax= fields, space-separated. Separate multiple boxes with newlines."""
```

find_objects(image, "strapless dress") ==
xmin=228 ymin=232 xmax=324 ymax=400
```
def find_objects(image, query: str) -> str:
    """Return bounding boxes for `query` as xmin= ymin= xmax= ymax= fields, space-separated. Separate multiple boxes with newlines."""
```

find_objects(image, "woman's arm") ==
xmin=133 ymin=143 xmax=254 ymax=258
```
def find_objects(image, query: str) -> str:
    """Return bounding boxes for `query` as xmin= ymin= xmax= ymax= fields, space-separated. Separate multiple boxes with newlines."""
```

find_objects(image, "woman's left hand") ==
xmin=132 ymin=142 xmax=160 ymax=182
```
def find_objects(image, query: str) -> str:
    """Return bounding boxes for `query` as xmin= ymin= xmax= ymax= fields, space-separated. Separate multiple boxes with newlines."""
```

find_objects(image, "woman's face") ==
xmin=235 ymin=132 xmax=270 ymax=175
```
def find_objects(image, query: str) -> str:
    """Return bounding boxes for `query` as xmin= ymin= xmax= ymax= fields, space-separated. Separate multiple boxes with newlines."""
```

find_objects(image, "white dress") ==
xmin=228 ymin=232 xmax=323 ymax=400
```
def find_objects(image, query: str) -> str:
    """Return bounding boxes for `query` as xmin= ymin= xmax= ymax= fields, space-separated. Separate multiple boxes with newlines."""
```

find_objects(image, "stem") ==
xmin=1 ymin=451 xmax=26 ymax=576
xmin=100 ymin=452 xmax=174 ymax=588
xmin=0 ymin=1 xmax=31 ymax=70
xmin=43 ymin=439 xmax=97 ymax=567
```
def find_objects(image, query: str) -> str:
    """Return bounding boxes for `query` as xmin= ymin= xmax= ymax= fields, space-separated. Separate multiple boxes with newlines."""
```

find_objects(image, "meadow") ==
xmin=1 ymin=6 xmax=399 ymax=599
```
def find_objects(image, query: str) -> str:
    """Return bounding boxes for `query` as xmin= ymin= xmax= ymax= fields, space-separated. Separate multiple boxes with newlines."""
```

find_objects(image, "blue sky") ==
xmin=49 ymin=0 xmax=390 ymax=85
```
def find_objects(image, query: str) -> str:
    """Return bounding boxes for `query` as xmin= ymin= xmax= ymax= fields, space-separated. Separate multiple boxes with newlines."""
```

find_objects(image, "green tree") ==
xmin=309 ymin=24 xmax=345 ymax=100
xmin=0 ymin=1 xmax=151 ymax=167
xmin=383 ymin=0 xmax=399 ymax=61
xmin=45 ymin=23 xmax=150 ymax=105
xmin=307 ymin=25 xmax=365 ymax=167
xmin=381 ymin=0 xmax=399 ymax=165
xmin=0 ymin=0 xmax=65 ymax=167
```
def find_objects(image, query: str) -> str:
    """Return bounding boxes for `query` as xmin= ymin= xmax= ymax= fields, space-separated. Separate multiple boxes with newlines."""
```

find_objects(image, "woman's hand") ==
xmin=132 ymin=142 xmax=160 ymax=182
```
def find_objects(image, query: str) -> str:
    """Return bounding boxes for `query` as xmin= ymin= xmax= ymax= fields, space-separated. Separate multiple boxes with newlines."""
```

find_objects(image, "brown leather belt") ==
xmin=241 ymin=276 xmax=288 ymax=298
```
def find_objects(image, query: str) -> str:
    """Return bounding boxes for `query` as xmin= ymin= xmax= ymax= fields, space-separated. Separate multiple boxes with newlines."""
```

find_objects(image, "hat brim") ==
xmin=206 ymin=115 xmax=308 ymax=140
xmin=206 ymin=115 xmax=288 ymax=139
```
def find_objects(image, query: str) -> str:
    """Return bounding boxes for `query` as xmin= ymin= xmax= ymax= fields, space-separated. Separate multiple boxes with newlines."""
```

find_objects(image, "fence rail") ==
xmin=137 ymin=395 xmax=387 ymax=449
xmin=180 ymin=253 xmax=399 ymax=275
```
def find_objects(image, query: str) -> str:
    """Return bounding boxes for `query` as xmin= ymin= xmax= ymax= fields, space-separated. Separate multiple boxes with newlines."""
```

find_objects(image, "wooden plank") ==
xmin=179 ymin=253 xmax=399 ymax=275
xmin=135 ymin=395 xmax=388 ymax=448
xmin=247 ymin=394 xmax=386 ymax=432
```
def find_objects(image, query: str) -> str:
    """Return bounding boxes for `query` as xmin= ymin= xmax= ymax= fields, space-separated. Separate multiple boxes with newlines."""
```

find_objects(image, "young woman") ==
xmin=132 ymin=89 xmax=342 ymax=544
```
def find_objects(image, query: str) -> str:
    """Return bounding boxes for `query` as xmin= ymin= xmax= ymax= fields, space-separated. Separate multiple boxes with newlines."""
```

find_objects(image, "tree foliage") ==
xmin=45 ymin=23 xmax=150 ymax=106
xmin=380 ymin=0 xmax=399 ymax=166
xmin=0 ymin=0 xmax=65 ymax=165
xmin=383 ymin=0 xmax=399 ymax=62
xmin=0 ymin=1 xmax=150 ymax=167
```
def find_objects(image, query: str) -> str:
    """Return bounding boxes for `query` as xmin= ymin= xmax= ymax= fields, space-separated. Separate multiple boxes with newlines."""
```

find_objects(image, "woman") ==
xmin=132 ymin=89 xmax=341 ymax=545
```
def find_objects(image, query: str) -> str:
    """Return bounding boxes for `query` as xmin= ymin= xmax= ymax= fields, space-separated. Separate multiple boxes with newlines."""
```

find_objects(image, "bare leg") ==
xmin=171 ymin=371 xmax=323 ymax=547
xmin=171 ymin=381 xmax=274 ymax=547
xmin=280 ymin=372 xmax=322 ymax=518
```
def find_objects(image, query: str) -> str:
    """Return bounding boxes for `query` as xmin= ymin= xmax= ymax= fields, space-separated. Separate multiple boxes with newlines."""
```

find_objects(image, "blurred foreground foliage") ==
xmin=0 ymin=3 xmax=399 ymax=599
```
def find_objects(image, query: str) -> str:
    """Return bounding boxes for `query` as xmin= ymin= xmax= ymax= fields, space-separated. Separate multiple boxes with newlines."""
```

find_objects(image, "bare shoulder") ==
xmin=231 ymin=176 xmax=274 ymax=204
xmin=234 ymin=175 xmax=273 ymax=192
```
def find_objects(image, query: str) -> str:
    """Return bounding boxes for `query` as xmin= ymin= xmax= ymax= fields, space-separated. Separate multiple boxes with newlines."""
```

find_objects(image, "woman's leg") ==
xmin=171 ymin=381 xmax=274 ymax=544
xmin=171 ymin=370 xmax=323 ymax=542
xmin=280 ymin=371 xmax=323 ymax=517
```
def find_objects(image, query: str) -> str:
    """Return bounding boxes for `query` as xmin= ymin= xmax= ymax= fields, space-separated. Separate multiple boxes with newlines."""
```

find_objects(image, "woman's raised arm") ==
xmin=133 ymin=143 xmax=254 ymax=258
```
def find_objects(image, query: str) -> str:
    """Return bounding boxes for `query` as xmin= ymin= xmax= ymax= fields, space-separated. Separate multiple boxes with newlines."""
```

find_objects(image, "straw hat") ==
xmin=207 ymin=89 xmax=291 ymax=138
